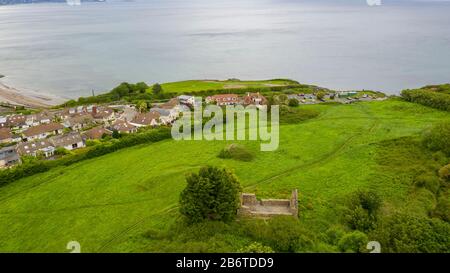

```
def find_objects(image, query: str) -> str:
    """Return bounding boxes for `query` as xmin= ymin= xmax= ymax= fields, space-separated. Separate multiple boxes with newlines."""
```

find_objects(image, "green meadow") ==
xmin=0 ymin=99 xmax=449 ymax=252
xmin=157 ymin=79 xmax=297 ymax=93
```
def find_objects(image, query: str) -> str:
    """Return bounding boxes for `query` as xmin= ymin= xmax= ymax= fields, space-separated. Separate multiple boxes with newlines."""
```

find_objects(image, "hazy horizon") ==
xmin=0 ymin=0 xmax=449 ymax=99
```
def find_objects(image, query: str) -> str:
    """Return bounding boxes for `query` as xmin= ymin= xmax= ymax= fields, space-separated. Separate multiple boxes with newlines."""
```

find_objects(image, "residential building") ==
xmin=82 ymin=126 xmax=111 ymax=140
xmin=22 ymin=122 xmax=64 ymax=141
xmin=92 ymin=107 xmax=115 ymax=124
xmin=17 ymin=139 xmax=55 ymax=158
xmin=50 ymin=132 xmax=85 ymax=151
xmin=0 ymin=146 xmax=20 ymax=168
xmin=178 ymin=95 xmax=197 ymax=107
xmin=110 ymin=120 xmax=138 ymax=134
xmin=130 ymin=111 xmax=161 ymax=127
xmin=63 ymin=114 xmax=94 ymax=131
xmin=206 ymin=94 xmax=240 ymax=106
xmin=243 ymin=92 xmax=268 ymax=106
xmin=0 ymin=128 xmax=12 ymax=143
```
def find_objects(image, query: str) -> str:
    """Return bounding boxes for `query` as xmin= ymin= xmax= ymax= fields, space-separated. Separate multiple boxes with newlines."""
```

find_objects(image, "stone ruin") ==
xmin=238 ymin=189 xmax=298 ymax=218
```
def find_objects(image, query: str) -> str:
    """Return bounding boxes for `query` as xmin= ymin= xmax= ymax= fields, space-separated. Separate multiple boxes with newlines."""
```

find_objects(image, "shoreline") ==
xmin=0 ymin=81 xmax=63 ymax=109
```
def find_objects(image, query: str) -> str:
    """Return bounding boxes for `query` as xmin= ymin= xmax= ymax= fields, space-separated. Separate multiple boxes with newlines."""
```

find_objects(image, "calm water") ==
xmin=0 ymin=0 xmax=449 ymax=99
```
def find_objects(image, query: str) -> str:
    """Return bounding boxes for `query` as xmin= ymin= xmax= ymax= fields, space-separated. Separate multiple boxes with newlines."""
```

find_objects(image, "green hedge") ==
xmin=401 ymin=88 xmax=450 ymax=111
xmin=0 ymin=127 xmax=172 ymax=187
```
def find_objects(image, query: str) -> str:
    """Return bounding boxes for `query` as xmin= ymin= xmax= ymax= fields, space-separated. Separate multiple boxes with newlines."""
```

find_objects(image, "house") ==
xmin=50 ymin=132 xmax=85 ymax=151
xmin=150 ymin=107 xmax=179 ymax=125
xmin=25 ymin=112 xmax=52 ymax=127
xmin=0 ymin=146 xmax=21 ymax=168
xmin=110 ymin=120 xmax=138 ymax=134
xmin=243 ymin=92 xmax=267 ymax=106
xmin=0 ymin=128 xmax=12 ymax=143
xmin=82 ymin=126 xmax=112 ymax=140
xmin=159 ymin=98 xmax=180 ymax=109
xmin=22 ymin=122 xmax=64 ymax=141
xmin=178 ymin=95 xmax=197 ymax=107
xmin=130 ymin=111 xmax=161 ymax=127
xmin=0 ymin=116 xmax=7 ymax=128
xmin=206 ymin=94 xmax=240 ymax=106
xmin=6 ymin=114 xmax=27 ymax=131
xmin=17 ymin=139 xmax=55 ymax=158
xmin=63 ymin=114 xmax=94 ymax=131
xmin=92 ymin=107 xmax=115 ymax=124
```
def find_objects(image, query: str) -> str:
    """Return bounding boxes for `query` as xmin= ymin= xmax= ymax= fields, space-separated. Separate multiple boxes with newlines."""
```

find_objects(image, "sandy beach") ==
xmin=0 ymin=82 xmax=63 ymax=109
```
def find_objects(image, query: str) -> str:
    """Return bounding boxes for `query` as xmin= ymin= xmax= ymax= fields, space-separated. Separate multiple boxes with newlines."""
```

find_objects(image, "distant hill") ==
xmin=0 ymin=0 xmax=103 ymax=5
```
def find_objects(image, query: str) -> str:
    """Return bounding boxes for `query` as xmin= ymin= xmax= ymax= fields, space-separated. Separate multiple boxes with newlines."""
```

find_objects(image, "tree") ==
xmin=137 ymin=100 xmax=148 ymax=113
xmin=179 ymin=166 xmax=242 ymax=223
xmin=372 ymin=213 xmax=450 ymax=253
xmin=152 ymin=83 xmax=163 ymax=97
xmin=238 ymin=242 xmax=274 ymax=253
xmin=288 ymin=98 xmax=299 ymax=107
xmin=316 ymin=91 xmax=326 ymax=100
xmin=345 ymin=190 xmax=382 ymax=232
xmin=135 ymin=82 xmax=149 ymax=94
xmin=338 ymin=231 xmax=368 ymax=253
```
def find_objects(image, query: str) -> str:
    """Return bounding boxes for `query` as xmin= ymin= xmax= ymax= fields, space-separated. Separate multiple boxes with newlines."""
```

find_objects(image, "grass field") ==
xmin=157 ymin=79 xmax=298 ymax=94
xmin=0 ymin=99 xmax=449 ymax=252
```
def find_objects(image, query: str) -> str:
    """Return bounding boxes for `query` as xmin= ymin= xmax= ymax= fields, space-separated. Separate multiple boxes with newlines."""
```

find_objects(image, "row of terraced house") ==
xmin=0 ymin=93 xmax=269 ymax=169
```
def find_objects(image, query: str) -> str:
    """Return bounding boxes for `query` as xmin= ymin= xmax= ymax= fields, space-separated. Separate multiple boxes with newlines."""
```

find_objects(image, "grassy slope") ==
xmin=0 ymin=100 xmax=449 ymax=252
xmin=158 ymin=79 xmax=296 ymax=94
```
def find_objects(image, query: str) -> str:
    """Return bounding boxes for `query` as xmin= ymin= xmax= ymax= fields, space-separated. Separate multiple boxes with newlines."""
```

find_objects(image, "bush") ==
xmin=288 ymin=98 xmax=299 ymax=107
xmin=431 ymin=196 xmax=450 ymax=222
xmin=438 ymin=164 xmax=450 ymax=181
xmin=344 ymin=190 xmax=382 ymax=232
xmin=401 ymin=87 xmax=450 ymax=111
xmin=372 ymin=213 xmax=450 ymax=253
xmin=337 ymin=231 xmax=368 ymax=253
xmin=238 ymin=242 xmax=274 ymax=253
xmin=179 ymin=166 xmax=242 ymax=223
xmin=414 ymin=173 xmax=441 ymax=194
xmin=422 ymin=122 xmax=450 ymax=155
xmin=218 ymin=144 xmax=254 ymax=162
xmin=325 ymin=226 xmax=346 ymax=245
xmin=243 ymin=216 xmax=316 ymax=252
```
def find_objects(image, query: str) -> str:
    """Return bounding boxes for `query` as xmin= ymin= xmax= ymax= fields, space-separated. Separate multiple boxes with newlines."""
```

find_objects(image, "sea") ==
xmin=0 ymin=0 xmax=449 ymax=99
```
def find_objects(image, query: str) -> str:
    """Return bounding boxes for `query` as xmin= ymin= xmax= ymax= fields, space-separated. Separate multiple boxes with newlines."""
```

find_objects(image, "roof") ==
xmin=159 ymin=98 xmax=179 ymax=109
xmin=65 ymin=114 xmax=94 ymax=126
xmin=244 ymin=92 xmax=268 ymax=105
xmin=178 ymin=95 xmax=194 ymax=100
xmin=149 ymin=108 xmax=171 ymax=116
xmin=6 ymin=114 xmax=26 ymax=127
xmin=83 ymin=127 xmax=111 ymax=140
xmin=111 ymin=120 xmax=137 ymax=132
xmin=17 ymin=139 xmax=54 ymax=155
xmin=131 ymin=111 xmax=161 ymax=126
xmin=49 ymin=132 xmax=83 ymax=148
xmin=23 ymin=123 xmax=64 ymax=137
xmin=0 ymin=128 xmax=12 ymax=140
xmin=209 ymin=94 xmax=239 ymax=99
xmin=93 ymin=108 xmax=114 ymax=119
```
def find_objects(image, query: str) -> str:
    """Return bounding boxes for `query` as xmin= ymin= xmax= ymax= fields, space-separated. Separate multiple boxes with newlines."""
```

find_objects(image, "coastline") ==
xmin=0 ymin=81 xmax=63 ymax=108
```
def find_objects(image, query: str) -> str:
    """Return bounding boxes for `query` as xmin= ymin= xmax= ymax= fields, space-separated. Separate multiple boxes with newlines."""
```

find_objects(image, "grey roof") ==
xmin=49 ymin=132 xmax=83 ymax=148
xmin=149 ymin=108 xmax=171 ymax=116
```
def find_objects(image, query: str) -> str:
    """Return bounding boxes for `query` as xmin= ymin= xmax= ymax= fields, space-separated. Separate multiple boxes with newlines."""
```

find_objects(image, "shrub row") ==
xmin=401 ymin=88 xmax=450 ymax=111
xmin=0 ymin=127 xmax=172 ymax=187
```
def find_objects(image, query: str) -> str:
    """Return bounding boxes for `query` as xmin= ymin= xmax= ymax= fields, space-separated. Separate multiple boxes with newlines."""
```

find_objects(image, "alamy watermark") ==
xmin=171 ymin=102 xmax=279 ymax=152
